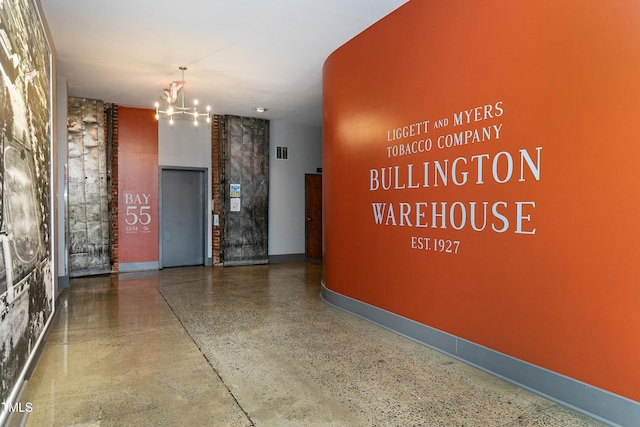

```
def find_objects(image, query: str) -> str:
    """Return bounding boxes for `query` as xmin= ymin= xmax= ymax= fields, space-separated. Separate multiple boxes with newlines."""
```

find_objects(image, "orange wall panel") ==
xmin=118 ymin=107 xmax=159 ymax=263
xmin=323 ymin=0 xmax=640 ymax=401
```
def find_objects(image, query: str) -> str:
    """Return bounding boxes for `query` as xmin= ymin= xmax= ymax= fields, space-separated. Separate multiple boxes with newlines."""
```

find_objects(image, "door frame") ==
xmin=158 ymin=166 xmax=207 ymax=268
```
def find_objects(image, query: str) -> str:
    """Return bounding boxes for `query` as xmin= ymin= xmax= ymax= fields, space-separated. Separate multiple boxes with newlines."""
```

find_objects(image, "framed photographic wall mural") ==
xmin=0 ymin=0 xmax=54 ymax=421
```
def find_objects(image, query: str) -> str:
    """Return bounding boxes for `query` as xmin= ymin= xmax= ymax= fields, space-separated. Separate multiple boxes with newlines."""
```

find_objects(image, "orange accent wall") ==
xmin=118 ymin=107 xmax=159 ymax=263
xmin=323 ymin=0 xmax=640 ymax=402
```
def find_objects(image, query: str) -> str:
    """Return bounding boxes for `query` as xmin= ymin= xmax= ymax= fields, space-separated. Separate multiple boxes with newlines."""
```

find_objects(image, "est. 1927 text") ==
xmin=411 ymin=236 xmax=460 ymax=254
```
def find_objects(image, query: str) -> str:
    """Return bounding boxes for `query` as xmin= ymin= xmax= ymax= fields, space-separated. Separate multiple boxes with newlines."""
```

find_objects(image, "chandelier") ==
xmin=154 ymin=66 xmax=211 ymax=126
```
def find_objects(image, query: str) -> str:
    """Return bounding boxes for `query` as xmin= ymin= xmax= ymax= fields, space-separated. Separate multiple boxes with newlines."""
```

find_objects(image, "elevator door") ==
xmin=161 ymin=169 xmax=205 ymax=267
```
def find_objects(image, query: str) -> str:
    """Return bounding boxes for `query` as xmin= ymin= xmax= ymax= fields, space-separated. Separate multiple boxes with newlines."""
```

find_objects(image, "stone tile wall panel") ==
xmin=222 ymin=116 xmax=269 ymax=266
xmin=67 ymin=98 xmax=111 ymax=276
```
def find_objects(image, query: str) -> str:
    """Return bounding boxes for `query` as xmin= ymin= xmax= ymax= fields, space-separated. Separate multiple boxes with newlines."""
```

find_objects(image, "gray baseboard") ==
xmin=57 ymin=275 xmax=70 ymax=289
xmin=118 ymin=261 xmax=159 ymax=272
xmin=223 ymin=259 xmax=269 ymax=267
xmin=269 ymin=253 xmax=306 ymax=263
xmin=320 ymin=281 xmax=639 ymax=427
xmin=2 ymin=380 xmax=29 ymax=427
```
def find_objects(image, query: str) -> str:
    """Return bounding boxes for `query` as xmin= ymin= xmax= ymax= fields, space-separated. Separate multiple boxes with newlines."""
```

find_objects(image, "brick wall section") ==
xmin=107 ymin=104 xmax=119 ymax=272
xmin=211 ymin=114 xmax=223 ymax=265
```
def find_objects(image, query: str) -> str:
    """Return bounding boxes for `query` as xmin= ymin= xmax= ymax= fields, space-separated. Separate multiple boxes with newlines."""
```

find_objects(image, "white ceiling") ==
xmin=39 ymin=0 xmax=408 ymax=126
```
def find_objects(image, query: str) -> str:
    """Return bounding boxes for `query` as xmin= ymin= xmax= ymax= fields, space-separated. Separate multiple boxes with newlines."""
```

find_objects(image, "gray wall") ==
xmin=55 ymin=78 xmax=68 ymax=288
xmin=268 ymin=121 xmax=322 ymax=258
xmin=158 ymin=119 xmax=213 ymax=262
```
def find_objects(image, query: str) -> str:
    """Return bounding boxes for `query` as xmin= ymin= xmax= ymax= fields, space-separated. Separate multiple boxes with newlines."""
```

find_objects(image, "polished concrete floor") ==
xmin=26 ymin=262 xmax=607 ymax=426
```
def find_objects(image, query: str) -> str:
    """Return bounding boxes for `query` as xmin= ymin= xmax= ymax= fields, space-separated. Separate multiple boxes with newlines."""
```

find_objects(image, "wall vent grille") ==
xmin=276 ymin=146 xmax=288 ymax=159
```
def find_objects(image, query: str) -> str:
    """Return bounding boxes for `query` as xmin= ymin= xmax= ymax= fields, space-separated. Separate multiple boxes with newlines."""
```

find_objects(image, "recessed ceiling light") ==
xmin=255 ymin=107 xmax=267 ymax=113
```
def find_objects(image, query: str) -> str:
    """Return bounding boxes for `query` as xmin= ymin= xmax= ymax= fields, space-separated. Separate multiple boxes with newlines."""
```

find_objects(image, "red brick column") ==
xmin=107 ymin=104 xmax=119 ymax=272
xmin=211 ymin=114 xmax=223 ymax=266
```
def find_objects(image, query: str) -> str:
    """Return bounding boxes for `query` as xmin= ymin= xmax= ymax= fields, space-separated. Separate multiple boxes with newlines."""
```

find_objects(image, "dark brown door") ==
xmin=305 ymin=174 xmax=322 ymax=259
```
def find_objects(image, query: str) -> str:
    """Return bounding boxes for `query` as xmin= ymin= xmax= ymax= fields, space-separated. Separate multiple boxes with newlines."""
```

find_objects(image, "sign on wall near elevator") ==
xmin=230 ymin=184 xmax=241 ymax=212
xmin=124 ymin=192 xmax=153 ymax=233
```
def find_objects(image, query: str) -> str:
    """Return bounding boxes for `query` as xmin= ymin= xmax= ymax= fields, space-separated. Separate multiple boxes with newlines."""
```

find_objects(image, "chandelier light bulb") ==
xmin=153 ymin=66 xmax=212 ymax=126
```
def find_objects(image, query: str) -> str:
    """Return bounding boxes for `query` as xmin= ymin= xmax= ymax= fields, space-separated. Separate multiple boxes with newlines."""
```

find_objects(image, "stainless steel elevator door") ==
xmin=161 ymin=169 xmax=205 ymax=268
